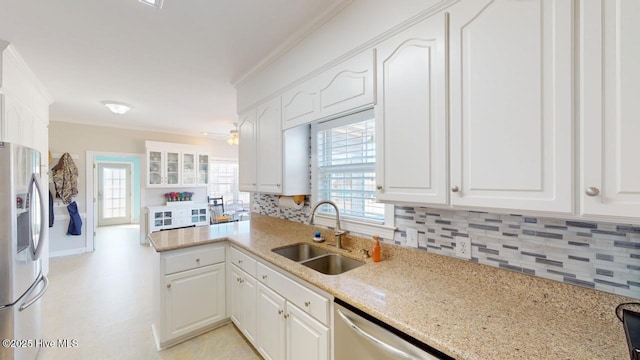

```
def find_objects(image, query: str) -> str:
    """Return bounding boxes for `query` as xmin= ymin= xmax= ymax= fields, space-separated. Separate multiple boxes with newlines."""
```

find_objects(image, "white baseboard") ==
xmin=49 ymin=248 xmax=88 ymax=258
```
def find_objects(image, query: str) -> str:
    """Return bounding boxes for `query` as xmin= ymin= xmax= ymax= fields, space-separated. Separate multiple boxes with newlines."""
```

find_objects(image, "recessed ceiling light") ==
xmin=139 ymin=0 xmax=164 ymax=9
xmin=102 ymin=101 xmax=132 ymax=115
xmin=202 ymin=132 xmax=209 ymax=136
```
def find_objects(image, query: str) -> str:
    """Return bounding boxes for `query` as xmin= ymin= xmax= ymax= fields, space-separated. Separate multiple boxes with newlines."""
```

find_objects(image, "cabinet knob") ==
xmin=196 ymin=258 xmax=200 ymax=263
xmin=278 ymin=310 xmax=283 ymax=315
xmin=305 ymin=301 xmax=311 ymax=307
xmin=236 ymin=277 xmax=241 ymax=283
xmin=585 ymin=187 xmax=600 ymax=197
xmin=262 ymin=275 xmax=268 ymax=280
xmin=277 ymin=184 xmax=281 ymax=187
xmin=166 ymin=284 xmax=171 ymax=289
xmin=238 ymin=260 xmax=243 ymax=264
xmin=239 ymin=278 xmax=245 ymax=284
xmin=284 ymin=314 xmax=290 ymax=319
xmin=451 ymin=185 xmax=460 ymax=193
xmin=376 ymin=185 xmax=383 ymax=190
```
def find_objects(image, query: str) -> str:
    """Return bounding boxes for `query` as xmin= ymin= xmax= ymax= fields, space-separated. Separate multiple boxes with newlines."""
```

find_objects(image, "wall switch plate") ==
xmin=455 ymin=236 xmax=472 ymax=260
xmin=406 ymin=228 xmax=418 ymax=248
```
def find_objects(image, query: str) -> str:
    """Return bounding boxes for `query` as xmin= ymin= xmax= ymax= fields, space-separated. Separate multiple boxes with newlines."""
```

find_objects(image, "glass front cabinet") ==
xmin=145 ymin=141 xmax=210 ymax=188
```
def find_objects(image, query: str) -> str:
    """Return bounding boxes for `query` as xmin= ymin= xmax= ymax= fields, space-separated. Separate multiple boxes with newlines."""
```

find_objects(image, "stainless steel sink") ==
xmin=272 ymin=243 xmax=365 ymax=275
xmin=301 ymin=254 xmax=364 ymax=275
xmin=272 ymin=243 xmax=330 ymax=262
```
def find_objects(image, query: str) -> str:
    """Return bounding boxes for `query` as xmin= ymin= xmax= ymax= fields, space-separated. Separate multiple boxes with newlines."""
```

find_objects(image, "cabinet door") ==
xmin=230 ymin=264 xmax=258 ymax=344
xmin=198 ymin=154 xmax=209 ymax=185
xmin=581 ymin=0 xmax=640 ymax=218
xmin=282 ymin=81 xmax=320 ymax=130
xmin=166 ymin=151 xmax=180 ymax=186
xmin=182 ymin=152 xmax=197 ymax=185
xmin=449 ymin=0 xmax=573 ymax=213
xmin=229 ymin=265 xmax=243 ymax=326
xmin=241 ymin=271 xmax=258 ymax=344
xmin=317 ymin=50 xmax=375 ymax=120
xmin=375 ymin=13 xmax=447 ymax=205
xmin=239 ymin=110 xmax=257 ymax=192
xmin=163 ymin=263 xmax=226 ymax=340
xmin=147 ymin=150 xmax=164 ymax=186
xmin=256 ymin=283 xmax=286 ymax=360
xmin=256 ymin=98 xmax=283 ymax=194
xmin=286 ymin=303 xmax=329 ymax=360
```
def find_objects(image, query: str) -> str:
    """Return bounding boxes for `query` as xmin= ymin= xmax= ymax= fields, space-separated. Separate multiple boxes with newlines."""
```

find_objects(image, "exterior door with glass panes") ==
xmin=98 ymin=163 xmax=132 ymax=226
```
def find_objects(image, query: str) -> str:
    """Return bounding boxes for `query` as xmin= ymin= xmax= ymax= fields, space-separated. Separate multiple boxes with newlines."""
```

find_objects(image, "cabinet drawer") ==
xmin=163 ymin=246 xmax=226 ymax=275
xmin=257 ymin=263 xmax=329 ymax=324
xmin=229 ymin=247 xmax=257 ymax=277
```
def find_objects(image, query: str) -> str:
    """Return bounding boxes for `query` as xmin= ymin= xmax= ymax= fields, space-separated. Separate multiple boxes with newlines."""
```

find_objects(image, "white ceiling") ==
xmin=0 ymin=0 xmax=343 ymax=138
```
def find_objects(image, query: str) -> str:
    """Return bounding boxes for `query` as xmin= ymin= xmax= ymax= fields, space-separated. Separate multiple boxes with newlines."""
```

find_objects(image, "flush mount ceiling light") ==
xmin=227 ymin=123 xmax=239 ymax=145
xmin=102 ymin=101 xmax=132 ymax=115
xmin=139 ymin=0 xmax=164 ymax=8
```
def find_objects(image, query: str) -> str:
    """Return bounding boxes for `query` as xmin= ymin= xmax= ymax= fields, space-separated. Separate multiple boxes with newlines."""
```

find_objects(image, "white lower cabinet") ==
xmin=164 ymin=264 xmax=226 ymax=339
xmin=153 ymin=244 xmax=227 ymax=349
xmin=229 ymin=263 xmax=258 ymax=344
xmin=256 ymin=283 xmax=286 ymax=360
xmin=256 ymin=283 xmax=329 ymax=360
xmin=230 ymin=246 xmax=331 ymax=360
xmin=286 ymin=303 xmax=329 ymax=360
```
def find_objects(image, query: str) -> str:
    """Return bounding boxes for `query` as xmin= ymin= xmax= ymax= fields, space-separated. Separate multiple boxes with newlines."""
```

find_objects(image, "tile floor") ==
xmin=38 ymin=224 xmax=261 ymax=360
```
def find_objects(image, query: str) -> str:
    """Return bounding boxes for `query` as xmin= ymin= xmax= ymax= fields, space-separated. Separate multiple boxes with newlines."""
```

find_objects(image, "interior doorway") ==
xmin=97 ymin=163 xmax=132 ymax=226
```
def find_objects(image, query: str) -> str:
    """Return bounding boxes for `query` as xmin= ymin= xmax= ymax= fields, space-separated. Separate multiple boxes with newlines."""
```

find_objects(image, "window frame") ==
xmin=310 ymin=109 xmax=395 ymax=239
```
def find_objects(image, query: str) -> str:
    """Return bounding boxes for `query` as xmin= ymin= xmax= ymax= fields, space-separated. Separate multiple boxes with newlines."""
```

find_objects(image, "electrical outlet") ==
xmin=455 ymin=236 xmax=472 ymax=260
xmin=406 ymin=228 xmax=418 ymax=248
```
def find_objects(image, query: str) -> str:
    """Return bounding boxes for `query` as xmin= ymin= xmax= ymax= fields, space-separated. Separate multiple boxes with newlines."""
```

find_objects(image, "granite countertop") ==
xmin=149 ymin=214 xmax=634 ymax=360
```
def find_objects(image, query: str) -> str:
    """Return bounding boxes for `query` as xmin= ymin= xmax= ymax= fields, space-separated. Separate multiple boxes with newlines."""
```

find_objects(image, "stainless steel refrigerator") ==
xmin=0 ymin=142 xmax=48 ymax=360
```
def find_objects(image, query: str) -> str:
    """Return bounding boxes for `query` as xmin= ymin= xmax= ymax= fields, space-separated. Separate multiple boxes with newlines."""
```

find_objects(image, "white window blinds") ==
xmin=315 ymin=109 xmax=384 ymax=223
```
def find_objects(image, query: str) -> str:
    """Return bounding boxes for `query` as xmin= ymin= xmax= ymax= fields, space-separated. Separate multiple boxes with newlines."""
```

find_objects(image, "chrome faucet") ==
xmin=308 ymin=200 xmax=348 ymax=251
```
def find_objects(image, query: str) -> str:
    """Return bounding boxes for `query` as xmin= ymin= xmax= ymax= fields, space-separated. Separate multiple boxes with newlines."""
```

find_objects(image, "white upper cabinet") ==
xmin=282 ymin=78 xmax=320 ymax=130
xmin=282 ymin=50 xmax=375 ymax=129
xmin=375 ymin=13 xmax=448 ymax=205
xmin=239 ymin=110 xmax=257 ymax=192
xmin=580 ymin=0 xmax=640 ymax=219
xmin=145 ymin=141 xmax=210 ymax=188
xmin=0 ymin=43 xmax=51 ymax=154
xmin=256 ymin=98 xmax=283 ymax=193
xmin=449 ymin=0 xmax=574 ymax=213
xmin=239 ymin=98 xmax=310 ymax=195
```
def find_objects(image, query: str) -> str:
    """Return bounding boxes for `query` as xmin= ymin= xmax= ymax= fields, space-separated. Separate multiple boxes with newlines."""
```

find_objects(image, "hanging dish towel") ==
xmin=52 ymin=152 xmax=78 ymax=204
xmin=67 ymin=201 xmax=82 ymax=236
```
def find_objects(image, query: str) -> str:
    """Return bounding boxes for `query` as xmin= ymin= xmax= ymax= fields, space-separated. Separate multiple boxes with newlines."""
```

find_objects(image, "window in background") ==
xmin=313 ymin=109 xmax=385 ymax=224
xmin=208 ymin=160 xmax=250 ymax=207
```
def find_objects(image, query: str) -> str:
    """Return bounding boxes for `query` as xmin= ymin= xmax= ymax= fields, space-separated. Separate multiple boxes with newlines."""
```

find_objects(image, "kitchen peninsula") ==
xmin=149 ymin=214 xmax=632 ymax=359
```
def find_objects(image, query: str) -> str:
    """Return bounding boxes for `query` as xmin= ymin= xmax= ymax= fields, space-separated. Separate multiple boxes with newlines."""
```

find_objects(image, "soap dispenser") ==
xmin=372 ymin=235 xmax=381 ymax=262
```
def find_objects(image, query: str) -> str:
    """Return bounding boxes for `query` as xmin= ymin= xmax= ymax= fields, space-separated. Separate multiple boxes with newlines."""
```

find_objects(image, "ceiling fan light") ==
xmin=227 ymin=125 xmax=239 ymax=145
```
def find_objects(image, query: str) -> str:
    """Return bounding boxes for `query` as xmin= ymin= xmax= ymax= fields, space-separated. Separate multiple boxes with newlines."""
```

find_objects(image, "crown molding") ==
xmin=231 ymin=0 xmax=353 ymax=87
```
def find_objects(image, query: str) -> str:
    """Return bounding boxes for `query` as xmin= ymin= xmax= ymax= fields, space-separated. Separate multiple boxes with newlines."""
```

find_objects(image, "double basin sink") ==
xmin=272 ymin=243 xmax=364 ymax=275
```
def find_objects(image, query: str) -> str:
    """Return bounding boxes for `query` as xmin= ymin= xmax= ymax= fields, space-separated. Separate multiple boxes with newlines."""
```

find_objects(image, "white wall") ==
xmin=235 ymin=0 xmax=450 ymax=111
xmin=48 ymin=121 xmax=237 ymax=256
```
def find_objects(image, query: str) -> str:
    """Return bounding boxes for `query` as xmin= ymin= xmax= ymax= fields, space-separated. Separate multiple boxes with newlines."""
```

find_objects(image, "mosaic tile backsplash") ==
xmin=251 ymin=193 xmax=640 ymax=299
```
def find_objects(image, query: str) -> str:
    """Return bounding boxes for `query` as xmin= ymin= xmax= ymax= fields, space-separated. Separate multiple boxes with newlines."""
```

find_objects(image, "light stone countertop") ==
xmin=149 ymin=214 xmax=634 ymax=360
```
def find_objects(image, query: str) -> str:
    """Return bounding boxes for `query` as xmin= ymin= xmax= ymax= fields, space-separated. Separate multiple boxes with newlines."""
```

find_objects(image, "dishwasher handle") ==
xmin=336 ymin=308 xmax=418 ymax=360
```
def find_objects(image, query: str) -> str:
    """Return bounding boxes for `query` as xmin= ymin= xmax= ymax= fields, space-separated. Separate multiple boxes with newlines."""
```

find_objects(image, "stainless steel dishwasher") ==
xmin=334 ymin=299 xmax=454 ymax=360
